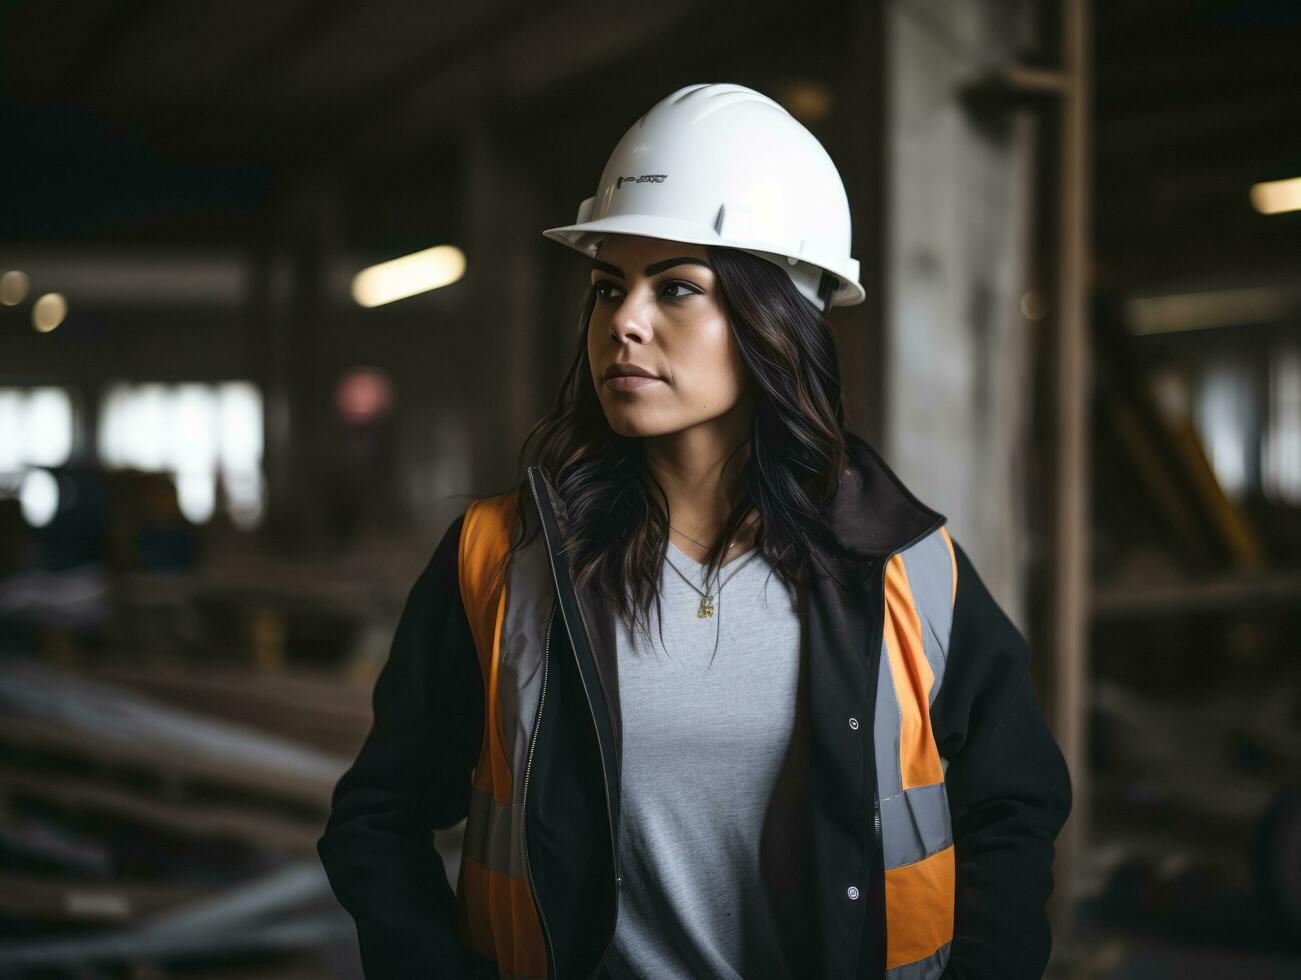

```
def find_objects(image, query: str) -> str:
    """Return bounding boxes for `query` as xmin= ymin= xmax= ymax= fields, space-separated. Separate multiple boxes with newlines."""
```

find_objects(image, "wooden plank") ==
xmin=1048 ymin=0 xmax=1093 ymax=952
xmin=0 ymin=871 xmax=203 ymax=924
xmin=0 ymin=715 xmax=336 ymax=811
xmin=1093 ymin=571 xmax=1301 ymax=618
xmin=80 ymin=663 xmax=371 ymax=755
xmin=1 ymin=767 xmax=323 ymax=854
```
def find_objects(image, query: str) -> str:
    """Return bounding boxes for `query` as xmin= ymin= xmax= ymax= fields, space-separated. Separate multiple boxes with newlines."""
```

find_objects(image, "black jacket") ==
xmin=317 ymin=433 xmax=1073 ymax=979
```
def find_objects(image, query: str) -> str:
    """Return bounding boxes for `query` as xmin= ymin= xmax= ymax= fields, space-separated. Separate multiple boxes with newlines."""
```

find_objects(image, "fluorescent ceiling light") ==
xmin=1125 ymin=286 xmax=1292 ymax=334
xmin=351 ymin=245 xmax=466 ymax=307
xmin=1250 ymin=176 xmax=1301 ymax=215
xmin=0 ymin=252 xmax=246 ymax=307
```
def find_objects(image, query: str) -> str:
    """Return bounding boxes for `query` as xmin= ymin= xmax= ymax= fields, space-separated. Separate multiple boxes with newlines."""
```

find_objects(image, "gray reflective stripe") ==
xmin=875 ymin=527 xmax=956 ymax=868
xmin=898 ymin=529 xmax=955 ymax=707
xmin=874 ymin=623 xmax=904 ymax=803
xmin=461 ymin=522 xmax=553 ymax=886
xmin=463 ymin=785 xmax=526 ymax=878
xmin=885 ymin=940 xmax=951 ymax=980
xmin=881 ymin=781 xmax=953 ymax=868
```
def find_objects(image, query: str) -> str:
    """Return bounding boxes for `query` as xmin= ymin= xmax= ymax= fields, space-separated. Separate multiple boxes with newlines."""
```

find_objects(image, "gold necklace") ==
xmin=664 ymin=539 xmax=756 ymax=618
xmin=668 ymin=524 xmax=738 ymax=552
xmin=662 ymin=516 xmax=760 ymax=664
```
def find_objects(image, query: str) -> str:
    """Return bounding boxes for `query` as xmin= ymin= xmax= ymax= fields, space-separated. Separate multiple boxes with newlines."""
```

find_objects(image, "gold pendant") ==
xmin=697 ymin=594 xmax=715 ymax=618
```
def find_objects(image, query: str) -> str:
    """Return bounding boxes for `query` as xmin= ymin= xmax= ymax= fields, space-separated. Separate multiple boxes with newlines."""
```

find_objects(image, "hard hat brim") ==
xmin=542 ymin=214 xmax=866 ymax=307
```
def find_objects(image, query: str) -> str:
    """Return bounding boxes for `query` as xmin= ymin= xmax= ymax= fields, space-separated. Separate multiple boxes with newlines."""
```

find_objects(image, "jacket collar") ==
xmin=826 ymin=430 xmax=947 ymax=565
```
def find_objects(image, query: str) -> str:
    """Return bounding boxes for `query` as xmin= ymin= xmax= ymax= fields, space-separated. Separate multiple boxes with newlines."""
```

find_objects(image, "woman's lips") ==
xmin=605 ymin=375 xmax=663 ymax=390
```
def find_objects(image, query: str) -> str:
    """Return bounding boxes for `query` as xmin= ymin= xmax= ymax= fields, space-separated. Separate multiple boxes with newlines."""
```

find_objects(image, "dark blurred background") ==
xmin=2 ymin=1 xmax=1300 ymax=977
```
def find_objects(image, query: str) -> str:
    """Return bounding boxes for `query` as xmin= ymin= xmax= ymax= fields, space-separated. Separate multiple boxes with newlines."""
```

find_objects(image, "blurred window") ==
xmin=0 ymin=386 xmax=73 ymax=472
xmin=98 ymin=381 xmax=264 ymax=528
xmin=1264 ymin=344 xmax=1301 ymax=505
xmin=0 ymin=386 xmax=75 ymax=528
xmin=1193 ymin=359 xmax=1258 ymax=501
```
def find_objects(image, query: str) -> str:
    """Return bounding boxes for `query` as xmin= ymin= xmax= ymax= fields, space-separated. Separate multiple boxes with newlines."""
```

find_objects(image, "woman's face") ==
xmin=586 ymin=234 xmax=749 ymax=438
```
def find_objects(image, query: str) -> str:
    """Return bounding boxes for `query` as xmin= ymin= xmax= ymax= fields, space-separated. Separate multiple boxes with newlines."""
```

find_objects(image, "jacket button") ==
xmin=848 ymin=717 xmax=860 ymax=731
xmin=847 ymin=885 xmax=860 ymax=900
xmin=616 ymin=876 xmax=623 ymax=887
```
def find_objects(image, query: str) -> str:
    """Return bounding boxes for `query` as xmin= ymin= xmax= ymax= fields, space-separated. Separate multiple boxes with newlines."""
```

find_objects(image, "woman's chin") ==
xmin=603 ymin=411 xmax=684 ymax=439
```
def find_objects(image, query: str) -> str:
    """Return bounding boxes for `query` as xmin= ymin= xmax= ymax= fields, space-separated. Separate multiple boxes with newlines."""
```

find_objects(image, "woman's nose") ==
xmin=609 ymin=300 xmax=652 ymax=344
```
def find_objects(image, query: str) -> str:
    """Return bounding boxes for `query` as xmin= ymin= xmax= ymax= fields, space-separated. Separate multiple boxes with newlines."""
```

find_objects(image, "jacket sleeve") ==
xmin=317 ymin=513 xmax=498 ymax=980
xmin=930 ymin=537 xmax=1073 ymax=980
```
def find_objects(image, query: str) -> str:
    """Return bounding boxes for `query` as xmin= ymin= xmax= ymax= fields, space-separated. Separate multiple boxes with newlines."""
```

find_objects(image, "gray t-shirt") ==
xmin=603 ymin=540 xmax=812 ymax=980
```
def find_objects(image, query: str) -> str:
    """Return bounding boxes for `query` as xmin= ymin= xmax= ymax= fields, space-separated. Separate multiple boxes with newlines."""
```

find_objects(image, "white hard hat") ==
xmin=542 ymin=82 xmax=865 ymax=310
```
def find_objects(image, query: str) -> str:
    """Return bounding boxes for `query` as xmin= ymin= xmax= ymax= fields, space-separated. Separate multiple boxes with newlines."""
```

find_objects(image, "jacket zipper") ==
xmin=573 ymin=592 xmax=621 ymax=980
xmin=520 ymin=604 xmax=557 ymax=978
xmin=526 ymin=467 xmax=621 ymax=979
xmin=873 ymin=792 xmax=882 ymax=870
xmin=873 ymin=784 xmax=883 ymax=967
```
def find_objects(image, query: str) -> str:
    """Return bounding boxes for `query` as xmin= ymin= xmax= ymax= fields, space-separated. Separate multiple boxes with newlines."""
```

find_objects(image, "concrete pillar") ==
xmin=883 ymin=0 xmax=1040 ymax=624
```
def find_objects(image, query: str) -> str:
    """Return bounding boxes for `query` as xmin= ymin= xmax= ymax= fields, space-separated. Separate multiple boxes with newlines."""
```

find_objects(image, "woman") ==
xmin=318 ymin=83 xmax=1072 ymax=980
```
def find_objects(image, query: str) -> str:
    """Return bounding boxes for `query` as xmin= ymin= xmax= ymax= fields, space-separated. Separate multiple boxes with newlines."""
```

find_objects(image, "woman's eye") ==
xmin=593 ymin=279 xmax=699 ymax=302
xmin=594 ymin=280 xmax=623 ymax=302
xmin=660 ymin=280 xmax=698 ymax=300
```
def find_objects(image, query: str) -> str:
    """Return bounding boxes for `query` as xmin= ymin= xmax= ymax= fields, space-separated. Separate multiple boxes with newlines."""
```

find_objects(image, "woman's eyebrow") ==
xmin=590 ymin=257 xmax=713 ymax=278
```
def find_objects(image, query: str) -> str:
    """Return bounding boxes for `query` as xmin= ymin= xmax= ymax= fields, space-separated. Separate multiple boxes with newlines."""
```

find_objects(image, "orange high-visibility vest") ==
xmin=453 ymin=488 xmax=957 ymax=979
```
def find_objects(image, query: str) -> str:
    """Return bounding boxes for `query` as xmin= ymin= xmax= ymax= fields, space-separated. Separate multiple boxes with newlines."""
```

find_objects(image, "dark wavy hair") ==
xmin=488 ymin=245 xmax=851 ymax=646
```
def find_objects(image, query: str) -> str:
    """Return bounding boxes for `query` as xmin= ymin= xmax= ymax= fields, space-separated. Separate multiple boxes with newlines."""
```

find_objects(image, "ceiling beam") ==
xmin=316 ymin=0 xmax=738 ymax=168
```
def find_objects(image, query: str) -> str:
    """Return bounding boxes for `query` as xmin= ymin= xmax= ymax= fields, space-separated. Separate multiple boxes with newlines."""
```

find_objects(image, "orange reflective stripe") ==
xmin=460 ymin=493 xmax=518 ymax=802
xmin=882 ymin=554 xmax=945 ymax=790
xmin=457 ymin=491 xmax=549 ymax=975
xmin=883 ymin=843 xmax=955 ymax=970
xmin=456 ymin=857 xmax=547 ymax=976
